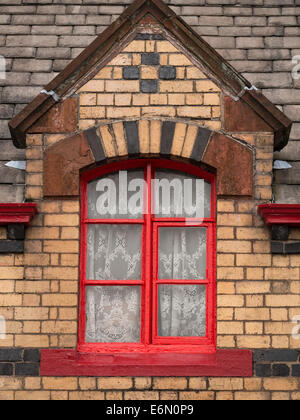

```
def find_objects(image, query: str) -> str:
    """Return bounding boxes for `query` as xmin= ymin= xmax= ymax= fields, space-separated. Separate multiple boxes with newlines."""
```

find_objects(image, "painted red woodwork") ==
xmin=258 ymin=204 xmax=300 ymax=227
xmin=79 ymin=159 xmax=217 ymax=355
xmin=40 ymin=349 xmax=252 ymax=377
xmin=0 ymin=203 xmax=38 ymax=226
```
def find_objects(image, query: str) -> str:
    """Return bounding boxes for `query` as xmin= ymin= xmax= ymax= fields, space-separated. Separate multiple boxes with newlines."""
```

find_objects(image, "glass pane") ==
xmin=85 ymin=286 xmax=141 ymax=343
xmin=87 ymin=225 xmax=142 ymax=280
xmin=159 ymin=227 xmax=207 ymax=280
xmin=154 ymin=170 xmax=211 ymax=218
xmin=158 ymin=285 xmax=206 ymax=337
xmin=88 ymin=170 xmax=145 ymax=219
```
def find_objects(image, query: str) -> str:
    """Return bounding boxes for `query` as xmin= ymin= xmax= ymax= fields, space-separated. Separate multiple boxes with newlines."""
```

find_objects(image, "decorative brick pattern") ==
xmin=0 ymin=224 xmax=25 ymax=253
xmin=42 ymin=119 xmax=253 ymax=198
xmin=254 ymin=350 xmax=300 ymax=378
xmin=0 ymin=348 xmax=40 ymax=377
xmin=77 ymin=38 xmax=222 ymax=133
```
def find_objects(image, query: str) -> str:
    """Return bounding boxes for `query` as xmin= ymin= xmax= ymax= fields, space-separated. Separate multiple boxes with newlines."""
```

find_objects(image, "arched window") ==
xmin=79 ymin=159 xmax=216 ymax=354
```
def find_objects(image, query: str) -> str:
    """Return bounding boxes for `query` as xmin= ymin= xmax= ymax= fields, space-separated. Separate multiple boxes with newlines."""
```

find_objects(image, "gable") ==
xmin=8 ymin=0 xmax=292 ymax=151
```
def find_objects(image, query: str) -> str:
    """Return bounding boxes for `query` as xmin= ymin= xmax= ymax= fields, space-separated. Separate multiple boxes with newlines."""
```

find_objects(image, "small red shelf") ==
xmin=258 ymin=204 xmax=300 ymax=227
xmin=0 ymin=203 xmax=38 ymax=226
xmin=40 ymin=349 xmax=253 ymax=377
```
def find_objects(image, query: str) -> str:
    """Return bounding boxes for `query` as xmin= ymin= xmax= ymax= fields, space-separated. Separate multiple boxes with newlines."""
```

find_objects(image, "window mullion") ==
xmin=143 ymin=162 xmax=153 ymax=346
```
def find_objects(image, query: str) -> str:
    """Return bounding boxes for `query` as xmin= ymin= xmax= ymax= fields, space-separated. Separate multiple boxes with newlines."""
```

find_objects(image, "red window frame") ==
xmin=79 ymin=159 xmax=216 ymax=354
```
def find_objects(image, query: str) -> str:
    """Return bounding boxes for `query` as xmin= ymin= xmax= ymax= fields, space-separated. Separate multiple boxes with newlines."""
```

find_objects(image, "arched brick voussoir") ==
xmin=44 ymin=132 xmax=95 ymax=197
xmin=85 ymin=119 xmax=213 ymax=163
xmin=43 ymin=119 xmax=253 ymax=198
xmin=202 ymin=132 xmax=254 ymax=197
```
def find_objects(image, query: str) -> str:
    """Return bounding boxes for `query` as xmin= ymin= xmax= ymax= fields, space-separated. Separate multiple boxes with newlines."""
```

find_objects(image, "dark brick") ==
xmin=84 ymin=127 xmax=106 ymax=164
xmin=7 ymin=225 xmax=25 ymax=241
xmin=271 ymin=241 xmax=284 ymax=254
xmin=271 ymin=225 xmax=289 ymax=241
xmin=273 ymin=364 xmax=290 ymax=377
xmin=0 ymin=363 xmax=13 ymax=376
xmin=0 ymin=241 xmax=24 ymax=254
xmin=142 ymin=53 xmax=160 ymax=66
xmin=285 ymin=242 xmax=300 ymax=254
xmin=123 ymin=66 xmax=140 ymax=80
xmin=292 ymin=365 xmax=300 ymax=377
xmin=15 ymin=363 xmax=39 ymax=377
xmin=253 ymin=351 xmax=265 ymax=362
xmin=191 ymin=127 xmax=212 ymax=162
xmin=140 ymin=80 xmax=158 ymax=94
xmin=0 ymin=348 xmax=23 ymax=362
xmin=134 ymin=34 xmax=165 ymax=40
xmin=124 ymin=121 xmax=139 ymax=156
xmin=151 ymin=34 xmax=165 ymax=40
xmin=24 ymin=349 xmax=40 ymax=363
xmin=263 ymin=350 xmax=299 ymax=362
xmin=135 ymin=34 xmax=151 ymax=40
xmin=160 ymin=121 xmax=176 ymax=156
xmin=159 ymin=66 xmax=176 ymax=80
xmin=255 ymin=364 xmax=272 ymax=377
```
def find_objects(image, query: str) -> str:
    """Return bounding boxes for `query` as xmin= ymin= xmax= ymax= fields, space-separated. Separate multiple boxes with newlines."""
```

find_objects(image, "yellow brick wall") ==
xmin=0 ymin=40 xmax=299 ymax=400
xmin=0 ymin=376 xmax=299 ymax=400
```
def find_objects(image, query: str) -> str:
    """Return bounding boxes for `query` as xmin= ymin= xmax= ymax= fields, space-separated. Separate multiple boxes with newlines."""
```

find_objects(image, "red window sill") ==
xmin=258 ymin=204 xmax=300 ymax=227
xmin=0 ymin=203 xmax=38 ymax=225
xmin=40 ymin=349 xmax=252 ymax=377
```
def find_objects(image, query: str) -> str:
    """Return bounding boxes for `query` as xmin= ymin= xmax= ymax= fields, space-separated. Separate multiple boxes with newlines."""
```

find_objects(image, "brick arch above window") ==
xmin=43 ymin=119 xmax=253 ymax=199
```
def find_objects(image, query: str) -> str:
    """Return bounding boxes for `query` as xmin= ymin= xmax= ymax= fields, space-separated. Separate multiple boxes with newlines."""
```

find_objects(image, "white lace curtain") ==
xmin=85 ymin=286 xmax=141 ymax=343
xmin=158 ymin=285 xmax=206 ymax=337
xmin=86 ymin=224 xmax=142 ymax=281
xmin=158 ymin=227 xmax=207 ymax=337
xmin=85 ymin=169 xmax=209 ymax=343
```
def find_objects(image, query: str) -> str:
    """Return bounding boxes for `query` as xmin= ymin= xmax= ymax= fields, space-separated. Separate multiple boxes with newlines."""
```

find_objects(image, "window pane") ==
xmin=87 ymin=225 xmax=142 ymax=280
xmin=159 ymin=227 xmax=207 ymax=280
xmin=154 ymin=170 xmax=211 ymax=218
xmin=85 ymin=286 xmax=141 ymax=343
xmin=158 ymin=285 xmax=206 ymax=337
xmin=88 ymin=170 xmax=145 ymax=219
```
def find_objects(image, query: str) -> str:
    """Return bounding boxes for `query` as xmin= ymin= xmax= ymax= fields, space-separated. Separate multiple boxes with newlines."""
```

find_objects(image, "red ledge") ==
xmin=0 ymin=203 xmax=38 ymax=226
xmin=258 ymin=204 xmax=300 ymax=227
xmin=40 ymin=349 xmax=253 ymax=377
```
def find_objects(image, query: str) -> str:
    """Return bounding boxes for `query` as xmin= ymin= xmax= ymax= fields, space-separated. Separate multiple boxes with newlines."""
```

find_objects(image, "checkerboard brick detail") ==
xmin=77 ymin=38 xmax=222 ymax=133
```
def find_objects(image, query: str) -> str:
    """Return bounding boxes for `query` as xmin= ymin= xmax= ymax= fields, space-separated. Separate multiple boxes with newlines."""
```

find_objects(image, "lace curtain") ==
xmin=85 ymin=225 xmax=142 ymax=343
xmin=86 ymin=224 xmax=142 ymax=281
xmin=85 ymin=286 xmax=141 ymax=343
xmin=87 ymin=169 xmax=211 ymax=220
xmin=157 ymin=227 xmax=207 ymax=337
xmin=154 ymin=170 xmax=211 ymax=218
xmin=158 ymin=285 xmax=206 ymax=337
xmin=88 ymin=170 xmax=145 ymax=219
xmin=85 ymin=169 xmax=209 ymax=343
xmin=158 ymin=227 xmax=207 ymax=280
